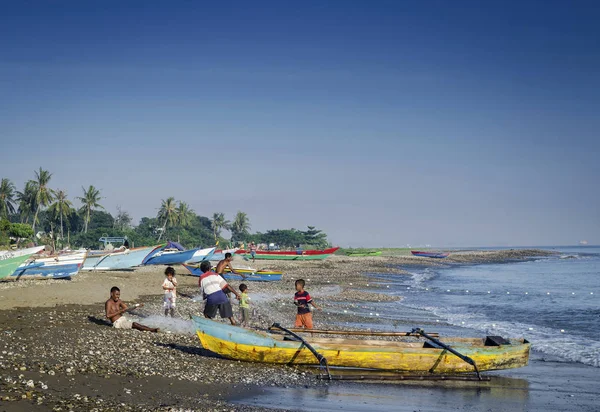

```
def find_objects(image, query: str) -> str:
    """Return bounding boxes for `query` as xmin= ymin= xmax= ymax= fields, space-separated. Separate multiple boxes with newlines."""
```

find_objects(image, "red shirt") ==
xmin=294 ymin=290 xmax=312 ymax=314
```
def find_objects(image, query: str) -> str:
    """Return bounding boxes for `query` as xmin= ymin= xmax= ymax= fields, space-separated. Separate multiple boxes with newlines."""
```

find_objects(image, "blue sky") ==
xmin=1 ymin=1 xmax=599 ymax=247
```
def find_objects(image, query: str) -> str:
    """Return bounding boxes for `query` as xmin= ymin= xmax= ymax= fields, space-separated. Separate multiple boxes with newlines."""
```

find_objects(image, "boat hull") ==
xmin=82 ymin=246 xmax=159 ymax=271
xmin=11 ymin=251 xmax=87 ymax=279
xmin=182 ymin=264 xmax=282 ymax=281
xmin=193 ymin=317 xmax=530 ymax=373
xmin=411 ymin=251 xmax=450 ymax=258
xmin=235 ymin=247 xmax=339 ymax=260
xmin=0 ymin=247 xmax=45 ymax=279
xmin=143 ymin=247 xmax=215 ymax=266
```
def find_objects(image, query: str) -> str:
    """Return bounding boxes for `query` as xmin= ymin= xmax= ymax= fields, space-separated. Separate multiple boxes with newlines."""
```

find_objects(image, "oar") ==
xmin=411 ymin=328 xmax=482 ymax=380
xmin=270 ymin=323 xmax=331 ymax=380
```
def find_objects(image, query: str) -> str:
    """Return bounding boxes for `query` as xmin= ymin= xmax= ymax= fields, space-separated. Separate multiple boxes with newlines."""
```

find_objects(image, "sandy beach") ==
xmin=1 ymin=249 xmax=598 ymax=411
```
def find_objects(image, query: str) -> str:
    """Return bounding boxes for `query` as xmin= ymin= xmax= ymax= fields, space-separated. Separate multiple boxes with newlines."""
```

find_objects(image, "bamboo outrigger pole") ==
xmin=278 ymin=328 xmax=440 ymax=338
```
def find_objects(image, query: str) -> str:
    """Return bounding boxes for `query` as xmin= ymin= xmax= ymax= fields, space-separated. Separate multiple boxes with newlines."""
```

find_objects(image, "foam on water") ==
xmin=378 ymin=246 xmax=600 ymax=368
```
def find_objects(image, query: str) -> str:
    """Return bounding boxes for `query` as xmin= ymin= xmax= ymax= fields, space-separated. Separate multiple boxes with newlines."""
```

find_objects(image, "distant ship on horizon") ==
xmin=579 ymin=240 xmax=588 ymax=245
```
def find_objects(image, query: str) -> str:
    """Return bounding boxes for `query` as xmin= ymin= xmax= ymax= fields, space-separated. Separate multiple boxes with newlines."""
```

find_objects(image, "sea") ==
xmin=232 ymin=246 xmax=600 ymax=410
xmin=361 ymin=245 xmax=600 ymax=368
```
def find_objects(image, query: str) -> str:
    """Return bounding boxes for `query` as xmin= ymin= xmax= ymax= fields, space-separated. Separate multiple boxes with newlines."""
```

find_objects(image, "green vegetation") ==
xmin=0 ymin=170 xmax=331 ymax=250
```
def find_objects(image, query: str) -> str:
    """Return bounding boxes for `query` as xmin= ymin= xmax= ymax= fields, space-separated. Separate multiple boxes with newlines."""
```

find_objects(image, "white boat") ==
xmin=11 ymin=250 xmax=88 ymax=280
xmin=82 ymin=246 xmax=160 ymax=271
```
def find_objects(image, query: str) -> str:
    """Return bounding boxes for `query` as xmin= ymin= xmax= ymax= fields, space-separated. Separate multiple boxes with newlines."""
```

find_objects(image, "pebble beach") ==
xmin=4 ymin=248 xmax=596 ymax=412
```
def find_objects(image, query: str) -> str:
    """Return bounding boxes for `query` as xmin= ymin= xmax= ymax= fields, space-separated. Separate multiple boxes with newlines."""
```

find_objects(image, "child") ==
xmin=239 ymin=283 xmax=251 ymax=325
xmin=162 ymin=267 xmax=178 ymax=317
xmin=293 ymin=279 xmax=321 ymax=329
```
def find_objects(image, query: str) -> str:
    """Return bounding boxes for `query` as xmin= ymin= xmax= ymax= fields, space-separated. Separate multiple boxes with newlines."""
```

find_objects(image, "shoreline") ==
xmin=3 ymin=248 xmax=596 ymax=411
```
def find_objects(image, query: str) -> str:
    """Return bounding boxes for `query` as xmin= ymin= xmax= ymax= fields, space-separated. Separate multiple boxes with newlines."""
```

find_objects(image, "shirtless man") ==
xmin=216 ymin=253 xmax=247 ymax=281
xmin=105 ymin=286 xmax=159 ymax=332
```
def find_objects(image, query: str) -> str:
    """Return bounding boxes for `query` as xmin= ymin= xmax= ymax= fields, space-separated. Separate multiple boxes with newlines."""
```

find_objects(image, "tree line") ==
xmin=0 ymin=169 xmax=330 ymax=250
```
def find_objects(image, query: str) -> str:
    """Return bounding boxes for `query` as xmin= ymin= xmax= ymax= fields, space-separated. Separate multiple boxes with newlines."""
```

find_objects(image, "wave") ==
xmin=399 ymin=301 xmax=600 ymax=368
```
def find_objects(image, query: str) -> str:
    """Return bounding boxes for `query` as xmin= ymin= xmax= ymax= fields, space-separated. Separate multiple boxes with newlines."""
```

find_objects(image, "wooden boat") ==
xmin=208 ymin=248 xmax=239 ymax=261
xmin=142 ymin=242 xmax=214 ymax=266
xmin=81 ymin=245 xmax=161 ymax=271
xmin=193 ymin=317 xmax=530 ymax=373
xmin=11 ymin=250 xmax=87 ymax=280
xmin=411 ymin=251 xmax=450 ymax=258
xmin=182 ymin=264 xmax=283 ymax=282
xmin=235 ymin=247 xmax=339 ymax=261
xmin=346 ymin=251 xmax=382 ymax=257
xmin=0 ymin=246 xmax=45 ymax=279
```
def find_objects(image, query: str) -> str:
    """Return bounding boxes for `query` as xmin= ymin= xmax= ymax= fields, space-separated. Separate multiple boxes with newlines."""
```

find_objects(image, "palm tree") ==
xmin=157 ymin=197 xmax=178 ymax=241
xmin=77 ymin=185 xmax=103 ymax=233
xmin=16 ymin=181 xmax=37 ymax=223
xmin=48 ymin=189 xmax=73 ymax=241
xmin=0 ymin=178 xmax=17 ymax=219
xmin=211 ymin=212 xmax=231 ymax=244
xmin=31 ymin=168 xmax=54 ymax=235
xmin=176 ymin=201 xmax=194 ymax=229
xmin=231 ymin=211 xmax=251 ymax=241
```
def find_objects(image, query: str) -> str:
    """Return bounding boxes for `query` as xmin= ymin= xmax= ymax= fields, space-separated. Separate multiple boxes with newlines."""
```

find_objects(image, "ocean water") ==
xmin=367 ymin=246 xmax=600 ymax=368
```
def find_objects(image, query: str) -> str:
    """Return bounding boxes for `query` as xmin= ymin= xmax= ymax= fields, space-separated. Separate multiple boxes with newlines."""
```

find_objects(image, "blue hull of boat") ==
xmin=182 ymin=264 xmax=282 ymax=282
xmin=11 ymin=263 xmax=81 ymax=279
xmin=143 ymin=249 xmax=199 ymax=266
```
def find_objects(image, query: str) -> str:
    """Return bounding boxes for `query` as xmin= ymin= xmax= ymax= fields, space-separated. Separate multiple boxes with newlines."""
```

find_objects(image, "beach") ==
xmin=1 ymin=249 xmax=599 ymax=411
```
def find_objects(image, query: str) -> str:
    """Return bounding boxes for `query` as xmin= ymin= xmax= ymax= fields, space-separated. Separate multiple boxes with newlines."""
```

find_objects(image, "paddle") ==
xmin=411 ymin=328 xmax=482 ymax=380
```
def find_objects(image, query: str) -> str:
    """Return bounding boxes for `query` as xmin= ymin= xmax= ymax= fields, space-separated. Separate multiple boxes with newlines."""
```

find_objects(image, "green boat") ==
xmin=346 ymin=251 xmax=382 ymax=257
xmin=0 ymin=246 xmax=45 ymax=279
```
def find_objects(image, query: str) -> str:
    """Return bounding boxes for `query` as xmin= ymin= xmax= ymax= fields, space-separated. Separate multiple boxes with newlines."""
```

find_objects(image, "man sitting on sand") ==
xmin=216 ymin=252 xmax=247 ymax=281
xmin=199 ymin=261 xmax=241 ymax=325
xmin=105 ymin=286 xmax=159 ymax=332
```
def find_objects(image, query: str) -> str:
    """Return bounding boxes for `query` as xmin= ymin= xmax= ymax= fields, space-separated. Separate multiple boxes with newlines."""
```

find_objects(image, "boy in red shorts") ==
xmin=293 ymin=279 xmax=321 ymax=329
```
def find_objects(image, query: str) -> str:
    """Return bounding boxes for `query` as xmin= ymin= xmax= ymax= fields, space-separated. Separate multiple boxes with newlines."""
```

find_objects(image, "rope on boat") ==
xmin=270 ymin=323 xmax=332 ymax=380
xmin=412 ymin=328 xmax=482 ymax=380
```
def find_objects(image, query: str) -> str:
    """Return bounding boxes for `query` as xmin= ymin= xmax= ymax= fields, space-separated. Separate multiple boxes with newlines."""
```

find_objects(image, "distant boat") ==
xmin=0 ymin=246 xmax=45 ymax=279
xmin=11 ymin=250 xmax=87 ymax=280
xmin=142 ymin=242 xmax=214 ymax=266
xmin=235 ymin=247 xmax=339 ymax=261
xmin=346 ymin=251 xmax=382 ymax=257
xmin=411 ymin=251 xmax=450 ymax=259
xmin=182 ymin=264 xmax=283 ymax=282
xmin=81 ymin=245 xmax=161 ymax=271
xmin=579 ymin=240 xmax=588 ymax=245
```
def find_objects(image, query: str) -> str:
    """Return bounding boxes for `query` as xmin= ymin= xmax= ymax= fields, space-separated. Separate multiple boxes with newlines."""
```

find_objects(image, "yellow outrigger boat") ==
xmin=193 ymin=317 xmax=530 ymax=376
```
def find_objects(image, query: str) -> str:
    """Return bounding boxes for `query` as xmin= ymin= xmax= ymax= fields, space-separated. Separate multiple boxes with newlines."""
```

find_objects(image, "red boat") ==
xmin=235 ymin=247 xmax=339 ymax=260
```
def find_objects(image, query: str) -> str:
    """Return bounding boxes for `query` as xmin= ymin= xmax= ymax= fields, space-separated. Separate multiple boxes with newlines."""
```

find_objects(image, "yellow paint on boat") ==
xmin=196 ymin=330 xmax=530 ymax=373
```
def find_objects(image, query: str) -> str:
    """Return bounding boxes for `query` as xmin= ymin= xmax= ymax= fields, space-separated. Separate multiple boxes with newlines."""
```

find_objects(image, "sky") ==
xmin=1 ymin=0 xmax=599 ymax=247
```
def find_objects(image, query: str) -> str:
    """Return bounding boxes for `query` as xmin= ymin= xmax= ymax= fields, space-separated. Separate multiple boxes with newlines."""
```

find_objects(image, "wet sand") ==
xmin=2 ymin=249 xmax=598 ymax=411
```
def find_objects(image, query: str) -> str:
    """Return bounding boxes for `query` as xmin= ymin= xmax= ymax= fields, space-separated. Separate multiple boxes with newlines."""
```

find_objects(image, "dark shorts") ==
xmin=204 ymin=302 xmax=233 ymax=319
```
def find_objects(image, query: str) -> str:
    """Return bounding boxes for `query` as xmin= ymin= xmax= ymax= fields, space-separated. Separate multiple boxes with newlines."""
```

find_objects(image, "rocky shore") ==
xmin=0 ymin=249 xmax=553 ymax=411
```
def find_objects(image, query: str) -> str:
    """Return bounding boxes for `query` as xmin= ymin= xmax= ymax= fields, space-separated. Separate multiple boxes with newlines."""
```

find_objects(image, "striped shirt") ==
xmin=199 ymin=271 xmax=229 ymax=305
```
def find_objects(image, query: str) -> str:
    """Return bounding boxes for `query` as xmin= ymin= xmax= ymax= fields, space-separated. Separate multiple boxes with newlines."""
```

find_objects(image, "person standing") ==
xmin=162 ymin=266 xmax=178 ymax=317
xmin=199 ymin=261 xmax=240 ymax=325
xmin=249 ymin=242 xmax=257 ymax=263
xmin=293 ymin=279 xmax=321 ymax=329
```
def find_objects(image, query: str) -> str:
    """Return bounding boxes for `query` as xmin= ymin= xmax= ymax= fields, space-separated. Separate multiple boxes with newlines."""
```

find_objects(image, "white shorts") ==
xmin=113 ymin=316 xmax=134 ymax=329
xmin=163 ymin=292 xmax=176 ymax=309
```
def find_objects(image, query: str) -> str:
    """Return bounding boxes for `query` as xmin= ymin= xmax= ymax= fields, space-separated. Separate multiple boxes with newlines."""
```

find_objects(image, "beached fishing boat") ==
xmin=82 ymin=245 xmax=161 ymax=271
xmin=346 ymin=251 xmax=382 ymax=257
xmin=142 ymin=242 xmax=214 ymax=266
xmin=11 ymin=250 xmax=87 ymax=280
xmin=193 ymin=317 xmax=530 ymax=374
xmin=208 ymin=248 xmax=239 ymax=261
xmin=182 ymin=264 xmax=283 ymax=282
xmin=411 ymin=251 xmax=450 ymax=258
xmin=0 ymin=246 xmax=45 ymax=279
xmin=235 ymin=247 xmax=339 ymax=261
